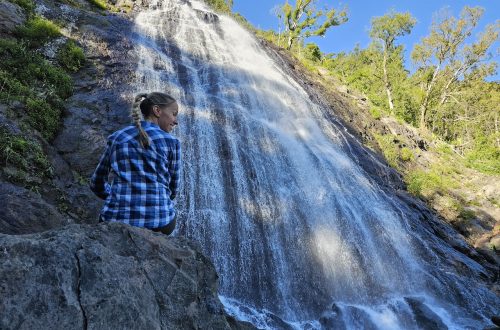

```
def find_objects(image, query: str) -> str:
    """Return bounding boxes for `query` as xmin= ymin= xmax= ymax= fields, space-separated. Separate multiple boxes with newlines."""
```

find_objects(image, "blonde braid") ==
xmin=132 ymin=93 xmax=151 ymax=148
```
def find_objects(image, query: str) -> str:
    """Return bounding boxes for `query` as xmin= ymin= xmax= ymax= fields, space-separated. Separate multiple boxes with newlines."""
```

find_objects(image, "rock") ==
xmin=0 ymin=182 xmax=73 ymax=235
xmin=0 ymin=0 xmax=26 ymax=38
xmin=405 ymin=297 xmax=448 ymax=330
xmin=0 ymin=222 xmax=254 ymax=329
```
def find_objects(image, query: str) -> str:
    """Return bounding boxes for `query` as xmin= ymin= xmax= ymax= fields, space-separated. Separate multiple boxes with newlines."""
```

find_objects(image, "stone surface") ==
xmin=0 ymin=182 xmax=73 ymax=235
xmin=0 ymin=222 xmax=255 ymax=329
xmin=0 ymin=0 xmax=26 ymax=38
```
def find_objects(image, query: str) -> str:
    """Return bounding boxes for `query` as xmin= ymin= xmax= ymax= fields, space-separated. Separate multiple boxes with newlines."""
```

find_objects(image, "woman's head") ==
xmin=132 ymin=92 xmax=179 ymax=147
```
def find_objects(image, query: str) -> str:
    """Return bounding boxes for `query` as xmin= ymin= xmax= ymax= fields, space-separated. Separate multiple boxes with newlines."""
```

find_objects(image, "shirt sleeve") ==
xmin=168 ymin=139 xmax=181 ymax=200
xmin=89 ymin=139 xmax=112 ymax=200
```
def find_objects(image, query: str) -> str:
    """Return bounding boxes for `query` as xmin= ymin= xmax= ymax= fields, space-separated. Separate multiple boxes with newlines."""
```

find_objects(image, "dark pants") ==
xmin=99 ymin=215 xmax=177 ymax=236
xmin=152 ymin=216 xmax=177 ymax=235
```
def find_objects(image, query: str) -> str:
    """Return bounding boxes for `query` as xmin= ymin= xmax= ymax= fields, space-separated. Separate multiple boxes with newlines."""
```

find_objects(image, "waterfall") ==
xmin=133 ymin=1 xmax=499 ymax=328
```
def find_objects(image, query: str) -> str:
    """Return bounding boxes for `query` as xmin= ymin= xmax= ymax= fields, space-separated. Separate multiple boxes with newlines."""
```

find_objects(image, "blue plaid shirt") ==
xmin=90 ymin=121 xmax=181 ymax=229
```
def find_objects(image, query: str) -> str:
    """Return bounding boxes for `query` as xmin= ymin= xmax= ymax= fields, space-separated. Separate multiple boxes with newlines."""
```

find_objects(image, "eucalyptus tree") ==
xmin=280 ymin=0 xmax=347 ymax=50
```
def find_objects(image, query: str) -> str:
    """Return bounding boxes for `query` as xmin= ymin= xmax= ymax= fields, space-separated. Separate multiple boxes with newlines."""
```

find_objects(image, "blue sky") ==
xmin=232 ymin=0 xmax=500 ymax=80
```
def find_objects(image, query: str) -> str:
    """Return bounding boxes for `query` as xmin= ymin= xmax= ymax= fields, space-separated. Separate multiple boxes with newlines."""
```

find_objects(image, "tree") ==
xmin=370 ymin=11 xmax=416 ymax=114
xmin=410 ymin=6 xmax=496 ymax=129
xmin=280 ymin=0 xmax=347 ymax=50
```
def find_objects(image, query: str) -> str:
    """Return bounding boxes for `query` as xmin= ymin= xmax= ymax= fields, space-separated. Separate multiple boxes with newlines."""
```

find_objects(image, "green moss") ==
xmin=57 ymin=40 xmax=85 ymax=72
xmin=17 ymin=16 xmax=61 ymax=48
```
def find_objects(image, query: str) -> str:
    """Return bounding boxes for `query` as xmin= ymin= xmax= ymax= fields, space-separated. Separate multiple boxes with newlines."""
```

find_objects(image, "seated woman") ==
xmin=90 ymin=92 xmax=181 ymax=235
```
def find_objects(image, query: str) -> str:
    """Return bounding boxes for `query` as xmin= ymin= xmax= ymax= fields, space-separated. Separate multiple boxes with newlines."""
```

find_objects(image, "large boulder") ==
xmin=0 ymin=222 xmax=255 ymax=329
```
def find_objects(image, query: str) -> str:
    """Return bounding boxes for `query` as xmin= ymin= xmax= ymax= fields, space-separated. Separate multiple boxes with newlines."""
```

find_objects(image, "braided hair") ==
xmin=131 ymin=92 xmax=176 ymax=148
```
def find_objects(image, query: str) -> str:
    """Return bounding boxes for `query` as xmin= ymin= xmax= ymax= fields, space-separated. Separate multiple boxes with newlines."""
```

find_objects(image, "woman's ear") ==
xmin=152 ymin=105 xmax=162 ymax=118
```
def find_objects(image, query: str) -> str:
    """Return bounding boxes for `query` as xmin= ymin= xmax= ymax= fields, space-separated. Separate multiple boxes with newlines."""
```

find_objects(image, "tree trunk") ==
xmin=382 ymin=50 xmax=394 ymax=114
xmin=419 ymin=64 xmax=440 ymax=129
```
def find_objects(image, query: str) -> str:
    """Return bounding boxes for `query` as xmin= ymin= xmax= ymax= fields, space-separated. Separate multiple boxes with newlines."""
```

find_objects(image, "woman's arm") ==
xmin=89 ymin=140 xmax=112 ymax=200
xmin=168 ymin=139 xmax=181 ymax=200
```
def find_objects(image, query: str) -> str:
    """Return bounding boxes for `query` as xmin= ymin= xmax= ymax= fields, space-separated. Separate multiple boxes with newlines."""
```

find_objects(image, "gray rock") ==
xmin=0 ymin=182 xmax=73 ymax=235
xmin=0 ymin=0 xmax=26 ymax=38
xmin=0 ymin=222 xmax=255 ymax=329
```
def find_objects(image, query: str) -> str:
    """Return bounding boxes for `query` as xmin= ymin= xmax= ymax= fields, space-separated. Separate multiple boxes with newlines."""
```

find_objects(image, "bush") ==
xmin=0 ymin=127 xmax=53 ymax=184
xmin=0 ymin=38 xmax=72 ymax=139
xmin=369 ymin=106 xmax=382 ymax=120
xmin=26 ymin=98 xmax=61 ymax=140
xmin=17 ymin=16 xmax=61 ymax=47
xmin=465 ymin=136 xmax=500 ymax=175
xmin=304 ymin=43 xmax=322 ymax=62
xmin=400 ymin=147 xmax=414 ymax=162
xmin=57 ymin=40 xmax=85 ymax=72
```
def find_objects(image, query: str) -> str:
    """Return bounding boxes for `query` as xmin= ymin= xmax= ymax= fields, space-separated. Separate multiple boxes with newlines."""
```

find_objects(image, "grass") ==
xmin=0 ymin=38 xmax=72 ymax=140
xmin=57 ymin=40 xmax=85 ymax=72
xmin=17 ymin=16 xmax=61 ymax=48
xmin=0 ymin=127 xmax=53 ymax=187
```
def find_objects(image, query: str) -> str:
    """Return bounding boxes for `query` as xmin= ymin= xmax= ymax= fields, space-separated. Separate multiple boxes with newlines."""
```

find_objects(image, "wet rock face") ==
xmin=0 ymin=222 xmax=255 ymax=330
xmin=0 ymin=0 xmax=26 ymax=38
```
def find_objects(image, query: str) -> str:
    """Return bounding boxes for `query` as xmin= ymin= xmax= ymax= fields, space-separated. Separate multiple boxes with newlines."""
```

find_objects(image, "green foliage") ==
xmin=400 ymin=147 xmax=414 ymax=161
xmin=57 ymin=40 xmax=85 ymax=72
xmin=203 ymin=0 xmax=232 ymax=13
xmin=303 ymin=43 xmax=321 ymax=62
xmin=17 ymin=16 xmax=61 ymax=48
xmin=369 ymin=106 xmax=382 ymax=119
xmin=405 ymin=164 xmax=459 ymax=197
xmin=280 ymin=0 xmax=347 ymax=49
xmin=0 ymin=38 xmax=72 ymax=139
xmin=26 ymin=98 xmax=61 ymax=140
xmin=465 ymin=136 xmax=500 ymax=174
xmin=8 ymin=0 xmax=35 ymax=13
xmin=0 ymin=127 xmax=53 ymax=186
xmin=373 ymin=133 xmax=399 ymax=168
xmin=87 ymin=0 xmax=107 ymax=10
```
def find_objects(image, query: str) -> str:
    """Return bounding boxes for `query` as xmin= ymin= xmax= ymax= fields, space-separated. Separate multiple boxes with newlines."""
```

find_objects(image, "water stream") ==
xmin=133 ymin=1 xmax=499 ymax=328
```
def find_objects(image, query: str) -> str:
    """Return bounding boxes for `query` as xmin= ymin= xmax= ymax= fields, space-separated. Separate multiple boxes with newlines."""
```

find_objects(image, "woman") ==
xmin=90 ymin=92 xmax=181 ymax=235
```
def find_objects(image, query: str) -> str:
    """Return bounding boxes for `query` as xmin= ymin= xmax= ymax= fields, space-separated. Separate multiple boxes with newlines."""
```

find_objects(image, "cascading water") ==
xmin=133 ymin=1 xmax=499 ymax=328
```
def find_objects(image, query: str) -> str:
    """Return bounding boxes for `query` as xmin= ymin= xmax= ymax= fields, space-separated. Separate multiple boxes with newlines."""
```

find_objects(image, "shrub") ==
xmin=17 ymin=16 xmax=61 ymax=47
xmin=369 ymin=106 xmax=382 ymax=120
xmin=374 ymin=133 xmax=399 ymax=168
xmin=304 ymin=43 xmax=322 ymax=62
xmin=26 ymin=98 xmax=61 ymax=140
xmin=57 ymin=40 xmax=85 ymax=72
xmin=0 ymin=127 xmax=53 ymax=184
xmin=400 ymin=147 xmax=414 ymax=162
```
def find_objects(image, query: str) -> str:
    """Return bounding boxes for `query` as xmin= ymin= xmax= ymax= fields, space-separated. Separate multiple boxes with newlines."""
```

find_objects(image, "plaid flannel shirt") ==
xmin=90 ymin=121 xmax=181 ymax=228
